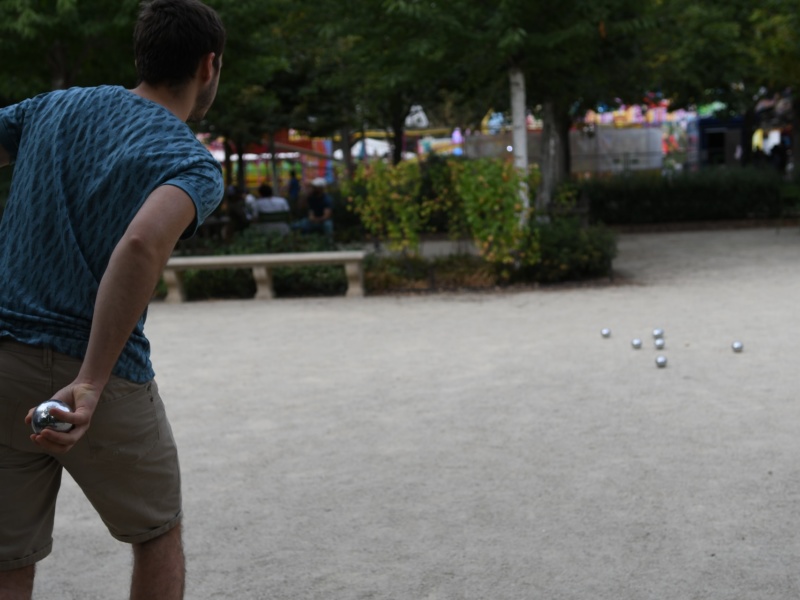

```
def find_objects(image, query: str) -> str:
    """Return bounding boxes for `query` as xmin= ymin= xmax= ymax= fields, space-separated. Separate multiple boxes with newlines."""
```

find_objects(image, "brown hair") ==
xmin=134 ymin=0 xmax=226 ymax=88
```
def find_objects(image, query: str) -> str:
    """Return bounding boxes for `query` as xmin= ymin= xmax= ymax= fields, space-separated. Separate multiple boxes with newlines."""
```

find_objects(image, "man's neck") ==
xmin=129 ymin=82 xmax=192 ymax=122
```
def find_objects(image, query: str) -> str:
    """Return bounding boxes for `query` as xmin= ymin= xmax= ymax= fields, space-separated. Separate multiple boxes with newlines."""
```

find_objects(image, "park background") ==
xmin=2 ymin=0 xmax=800 ymax=295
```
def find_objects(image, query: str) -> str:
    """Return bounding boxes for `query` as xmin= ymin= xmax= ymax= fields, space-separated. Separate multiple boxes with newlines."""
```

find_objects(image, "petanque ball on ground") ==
xmin=655 ymin=338 xmax=666 ymax=350
xmin=601 ymin=328 xmax=611 ymax=338
xmin=655 ymin=355 xmax=668 ymax=368
xmin=32 ymin=399 xmax=74 ymax=434
xmin=653 ymin=328 xmax=664 ymax=339
xmin=631 ymin=338 xmax=642 ymax=349
xmin=732 ymin=341 xmax=744 ymax=353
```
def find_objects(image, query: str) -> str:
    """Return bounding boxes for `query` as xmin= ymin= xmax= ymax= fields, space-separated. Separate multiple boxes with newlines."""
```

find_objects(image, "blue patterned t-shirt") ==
xmin=0 ymin=85 xmax=224 ymax=382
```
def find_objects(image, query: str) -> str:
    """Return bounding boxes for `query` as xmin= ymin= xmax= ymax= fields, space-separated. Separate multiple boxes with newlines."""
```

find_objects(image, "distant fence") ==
xmin=464 ymin=129 xmax=672 ymax=174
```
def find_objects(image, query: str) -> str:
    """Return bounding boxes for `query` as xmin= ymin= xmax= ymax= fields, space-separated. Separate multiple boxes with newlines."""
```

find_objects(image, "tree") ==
xmin=0 ymin=0 xmax=139 ymax=101
xmin=309 ymin=0 xmax=467 ymax=165
xmin=749 ymin=0 xmax=800 ymax=170
xmin=393 ymin=0 xmax=657 ymax=209
xmin=642 ymin=0 xmax=800 ymax=170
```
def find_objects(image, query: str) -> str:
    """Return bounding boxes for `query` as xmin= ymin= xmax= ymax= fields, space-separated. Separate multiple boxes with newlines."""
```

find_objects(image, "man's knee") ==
xmin=133 ymin=523 xmax=183 ymax=558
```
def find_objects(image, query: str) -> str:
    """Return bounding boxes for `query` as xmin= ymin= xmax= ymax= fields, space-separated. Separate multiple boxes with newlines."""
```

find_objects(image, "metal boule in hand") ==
xmin=32 ymin=400 xmax=74 ymax=434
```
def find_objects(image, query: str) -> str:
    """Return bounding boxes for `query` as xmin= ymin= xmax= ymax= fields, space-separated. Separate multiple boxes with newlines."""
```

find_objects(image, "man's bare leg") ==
xmin=0 ymin=565 xmax=35 ymax=600
xmin=130 ymin=524 xmax=184 ymax=600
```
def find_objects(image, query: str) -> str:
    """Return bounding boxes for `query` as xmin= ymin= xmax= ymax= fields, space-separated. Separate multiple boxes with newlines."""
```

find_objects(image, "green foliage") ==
xmin=582 ymin=168 xmax=787 ymax=225
xmin=451 ymin=158 xmax=537 ymax=268
xmin=345 ymin=156 xmax=543 ymax=270
xmin=513 ymin=219 xmax=617 ymax=283
xmin=363 ymin=219 xmax=616 ymax=293
xmin=418 ymin=154 xmax=469 ymax=239
xmin=343 ymin=160 xmax=423 ymax=254
xmin=0 ymin=0 xmax=139 ymax=98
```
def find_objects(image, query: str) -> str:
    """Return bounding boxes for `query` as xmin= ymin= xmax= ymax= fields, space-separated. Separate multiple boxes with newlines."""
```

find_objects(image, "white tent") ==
xmin=333 ymin=138 xmax=416 ymax=161
xmin=332 ymin=138 xmax=392 ymax=159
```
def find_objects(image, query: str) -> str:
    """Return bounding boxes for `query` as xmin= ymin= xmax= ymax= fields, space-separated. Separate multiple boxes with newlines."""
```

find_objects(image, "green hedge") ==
xmin=581 ymin=168 xmax=788 ymax=225
xmin=168 ymin=217 xmax=617 ymax=300
xmin=512 ymin=218 xmax=617 ymax=284
xmin=177 ymin=230 xmax=348 ymax=300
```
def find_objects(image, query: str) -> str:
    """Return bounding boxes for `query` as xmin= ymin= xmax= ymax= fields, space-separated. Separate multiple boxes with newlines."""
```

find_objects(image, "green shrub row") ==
xmin=169 ymin=218 xmax=617 ymax=301
xmin=176 ymin=230 xmax=348 ymax=300
xmin=581 ymin=168 xmax=792 ymax=225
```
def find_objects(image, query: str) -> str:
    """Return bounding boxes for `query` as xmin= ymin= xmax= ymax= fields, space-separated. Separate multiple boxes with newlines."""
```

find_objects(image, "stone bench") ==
xmin=162 ymin=251 xmax=367 ymax=303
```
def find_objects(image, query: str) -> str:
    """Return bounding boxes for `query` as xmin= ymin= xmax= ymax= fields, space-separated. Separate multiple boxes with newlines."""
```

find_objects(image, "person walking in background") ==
xmin=0 ymin=1 xmax=225 ymax=598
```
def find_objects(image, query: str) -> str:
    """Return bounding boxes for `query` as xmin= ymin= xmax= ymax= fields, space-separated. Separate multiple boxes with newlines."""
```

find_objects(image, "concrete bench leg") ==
xmin=252 ymin=266 xmax=274 ymax=300
xmin=163 ymin=269 xmax=186 ymax=303
xmin=344 ymin=261 xmax=364 ymax=297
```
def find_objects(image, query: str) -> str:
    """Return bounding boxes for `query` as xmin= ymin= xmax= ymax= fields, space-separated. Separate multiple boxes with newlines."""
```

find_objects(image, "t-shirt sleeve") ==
xmin=0 ymin=98 xmax=34 ymax=163
xmin=163 ymin=156 xmax=225 ymax=238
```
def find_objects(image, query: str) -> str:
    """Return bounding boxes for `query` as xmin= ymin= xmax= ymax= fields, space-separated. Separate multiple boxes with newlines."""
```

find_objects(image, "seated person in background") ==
xmin=247 ymin=183 xmax=291 ymax=235
xmin=293 ymin=177 xmax=333 ymax=236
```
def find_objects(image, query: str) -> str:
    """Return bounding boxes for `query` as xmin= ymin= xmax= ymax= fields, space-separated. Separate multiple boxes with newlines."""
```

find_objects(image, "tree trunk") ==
xmin=538 ymin=101 xmax=564 ymax=211
xmin=48 ymin=41 xmax=71 ymax=90
xmin=390 ymin=104 xmax=406 ymax=166
xmin=740 ymin=107 xmax=755 ymax=167
xmin=509 ymin=67 xmax=528 ymax=173
xmin=236 ymin=136 xmax=246 ymax=192
xmin=558 ymin=109 xmax=572 ymax=178
xmin=508 ymin=66 xmax=530 ymax=223
xmin=268 ymin=132 xmax=279 ymax=188
xmin=223 ymin=139 xmax=234 ymax=186
xmin=792 ymin=97 xmax=800 ymax=182
xmin=341 ymin=128 xmax=355 ymax=179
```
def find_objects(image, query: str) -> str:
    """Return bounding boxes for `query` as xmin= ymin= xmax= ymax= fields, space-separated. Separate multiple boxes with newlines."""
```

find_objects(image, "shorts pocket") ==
xmin=86 ymin=382 xmax=159 ymax=463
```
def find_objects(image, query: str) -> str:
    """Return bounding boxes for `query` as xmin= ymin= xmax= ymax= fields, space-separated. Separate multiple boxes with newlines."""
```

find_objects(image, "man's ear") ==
xmin=198 ymin=52 xmax=216 ymax=84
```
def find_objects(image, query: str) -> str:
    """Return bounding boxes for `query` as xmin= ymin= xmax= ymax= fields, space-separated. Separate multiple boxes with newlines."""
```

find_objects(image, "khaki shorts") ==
xmin=0 ymin=340 xmax=182 ymax=571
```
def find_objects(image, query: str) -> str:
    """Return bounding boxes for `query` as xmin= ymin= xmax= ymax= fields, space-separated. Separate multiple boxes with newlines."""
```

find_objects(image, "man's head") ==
xmin=134 ymin=0 xmax=226 ymax=96
xmin=258 ymin=183 xmax=273 ymax=198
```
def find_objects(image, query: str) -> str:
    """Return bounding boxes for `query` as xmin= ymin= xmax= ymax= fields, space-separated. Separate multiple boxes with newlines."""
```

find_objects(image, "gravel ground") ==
xmin=31 ymin=227 xmax=800 ymax=600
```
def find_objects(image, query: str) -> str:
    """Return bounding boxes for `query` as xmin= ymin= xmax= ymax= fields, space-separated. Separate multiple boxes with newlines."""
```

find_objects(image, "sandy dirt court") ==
xmin=31 ymin=227 xmax=800 ymax=599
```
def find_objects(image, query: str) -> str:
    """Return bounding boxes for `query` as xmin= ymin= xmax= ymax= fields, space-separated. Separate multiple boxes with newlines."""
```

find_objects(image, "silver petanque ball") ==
xmin=631 ymin=338 xmax=642 ymax=349
xmin=654 ymin=338 xmax=666 ymax=350
xmin=732 ymin=341 xmax=744 ymax=353
xmin=655 ymin=355 xmax=668 ymax=368
xmin=601 ymin=328 xmax=611 ymax=338
xmin=653 ymin=328 xmax=665 ymax=339
xmin=31 ymin=400 xmax=74 ymax=434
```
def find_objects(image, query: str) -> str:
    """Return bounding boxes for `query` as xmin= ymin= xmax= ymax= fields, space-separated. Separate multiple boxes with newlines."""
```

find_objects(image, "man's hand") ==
xmin=25 ymin=382 xmax=101 ymax=454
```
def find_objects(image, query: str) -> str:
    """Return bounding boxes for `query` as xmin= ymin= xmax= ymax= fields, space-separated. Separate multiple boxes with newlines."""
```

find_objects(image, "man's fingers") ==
xmin=30 ymin=432 xmax=75 ymax=454
xmin=47 ymin=407 xmax=86 ymax=427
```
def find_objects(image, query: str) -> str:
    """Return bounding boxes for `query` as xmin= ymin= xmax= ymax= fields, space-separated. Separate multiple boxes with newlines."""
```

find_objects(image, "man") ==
xmin=0 ymin=1 xmax=225 ymax=599
xmin=294 ymin=177 xmax=333 ymax=236
xmin=246 ymin=182 xmax=291 ymax=219
xmin=246 ymin=183 xmax=291 ymax=235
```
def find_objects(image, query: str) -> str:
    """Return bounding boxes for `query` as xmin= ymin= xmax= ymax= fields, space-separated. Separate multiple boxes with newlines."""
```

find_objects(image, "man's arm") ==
xmin=28 ymin=185 xmax=197 ymax=453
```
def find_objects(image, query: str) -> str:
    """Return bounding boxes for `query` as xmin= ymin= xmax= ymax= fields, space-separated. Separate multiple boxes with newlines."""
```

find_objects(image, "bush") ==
xmin=364 ymin=219 xmax=616 ymax=293
xmin=582 ymin=168 xmax=787 ymax=225
xmin=512 ymin=218 xmax=617 ymax=284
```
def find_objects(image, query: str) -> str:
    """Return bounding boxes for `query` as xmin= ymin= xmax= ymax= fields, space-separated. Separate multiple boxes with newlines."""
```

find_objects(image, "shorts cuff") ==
xmin=0 ymin=540 xmax=53 ymax=572
xmin=111 ymin=510 xmax=182 ymax=545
